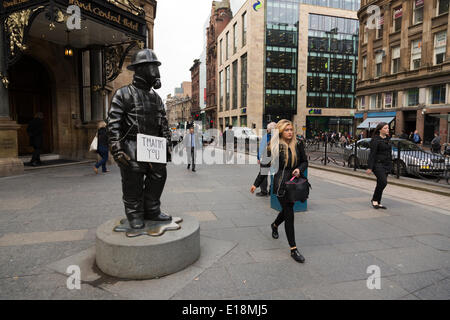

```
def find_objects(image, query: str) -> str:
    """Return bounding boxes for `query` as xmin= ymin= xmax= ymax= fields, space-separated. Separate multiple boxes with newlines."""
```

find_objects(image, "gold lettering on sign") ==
xmin=3 ymin=0 xmax=31 ymax=9
xmin=68 ymin=0 xmax=139 ymax=32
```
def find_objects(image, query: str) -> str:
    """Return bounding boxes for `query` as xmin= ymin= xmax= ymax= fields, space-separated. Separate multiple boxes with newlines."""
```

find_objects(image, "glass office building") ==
xmin=263 ymin=0 xmax=359 ymax=129
xmin=306 ymin=14 xmax=359 ymax=136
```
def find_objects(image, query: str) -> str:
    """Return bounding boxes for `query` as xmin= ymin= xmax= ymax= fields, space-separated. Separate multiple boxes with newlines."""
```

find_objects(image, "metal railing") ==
xmin=304 ymin=138 xmax=450 ymax=185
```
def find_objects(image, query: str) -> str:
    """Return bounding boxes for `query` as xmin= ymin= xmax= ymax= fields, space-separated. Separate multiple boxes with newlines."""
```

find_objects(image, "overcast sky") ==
xmin=154 ymin=0 xmax=246 ymax=101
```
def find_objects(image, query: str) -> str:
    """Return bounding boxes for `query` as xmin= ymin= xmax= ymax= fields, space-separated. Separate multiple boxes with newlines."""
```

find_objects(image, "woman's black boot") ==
xmin=291 ymin=248 xmax=305 ymax=263
xmin=271 ymin=223 xmax=279 ymax=239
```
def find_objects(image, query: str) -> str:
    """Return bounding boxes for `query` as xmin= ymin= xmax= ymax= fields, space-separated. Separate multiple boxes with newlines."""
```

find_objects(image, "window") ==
xmin=408 ymin=88 xmax=419 ymax=106
xmin=242 ymin=12 xmax=247 ymax=47
xmin=430 ymin=84 xmax=446 ymax=104
xmin=362 ymin=56 xmax=367 ymax=80
xmin=240 ymin=115 xmax=247 ymax=127
xmin=376 ymin=93 xmax=383 ymax=109
xmin=375 ymin=53 xmax=382 ymax=77
xmin=241 ymin=54 xmax=247 ymax=108
xmin=376 ymin=15 xmax=384 ymax=39
xmin=233 ymin=23 xmax=237 ymax=54
xmin=438 ymin=0 xmax=449 ymax=15
xmin=393 ymin=6 xmax=402 ymax=33
xmin=225 ymin=32 xmax=229 ymax=61
xmin=219 ymin=70 xmax=223 ymax=111
xmin=391 ymin=46 xmax=400 ymax=74
xmin=232 ymin=116 xmax=238 ymax=127
xmin=384 ymin=92 xmax=392 ymax=108
xmin=411 ymin=39 xmax=422 ymax=70
xmin=232 ymin=60 xmax=238 ymax=109
xmin=369 ymin=94 xmax=377 ymax=110
xmin=225 ymin=66 xmax=230 ymax=110
xmin=434 ymin=31 xmax=447 ymax=65
xmin=363 ymin=25 xmax=368 ymax=44
xmin=392 ymin=91 xmax=398 ymax=108
xmin=359 ymin=96 xmax=366 ymax=110
xmin=413 ymin=0 xmax=424 ymax=24
xmin=220 ymin=39 xmax=223 ymax=65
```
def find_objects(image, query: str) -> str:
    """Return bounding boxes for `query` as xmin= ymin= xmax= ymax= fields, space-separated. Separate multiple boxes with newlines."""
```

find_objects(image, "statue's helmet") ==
xmin=127 ymin=48 xmax=161 ymax=70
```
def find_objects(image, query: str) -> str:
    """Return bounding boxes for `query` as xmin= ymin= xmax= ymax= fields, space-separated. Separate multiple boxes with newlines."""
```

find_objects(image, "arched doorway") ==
xmin=8 ymin=55 xmax=53 ymax=156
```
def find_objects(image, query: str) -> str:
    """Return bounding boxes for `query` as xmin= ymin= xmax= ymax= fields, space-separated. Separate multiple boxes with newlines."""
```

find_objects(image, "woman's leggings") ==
xmin=372 ymin=166 xmax=388 ymax=203
xmin=274 ymin=197 xmax=296 ymax=247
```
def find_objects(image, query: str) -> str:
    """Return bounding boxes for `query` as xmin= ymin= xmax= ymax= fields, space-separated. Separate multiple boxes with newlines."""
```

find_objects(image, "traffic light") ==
xmin=195 ymin=113 xmax=199 ymax=120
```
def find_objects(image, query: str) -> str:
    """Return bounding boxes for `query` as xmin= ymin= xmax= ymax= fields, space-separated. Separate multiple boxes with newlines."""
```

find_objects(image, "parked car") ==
xmin=343 ymin=138 xmax=450 ymax=176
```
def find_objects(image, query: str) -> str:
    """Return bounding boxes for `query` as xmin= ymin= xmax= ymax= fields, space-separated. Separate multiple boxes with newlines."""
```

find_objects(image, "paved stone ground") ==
xmin=0 ymin=148 xmax=449 ymax=300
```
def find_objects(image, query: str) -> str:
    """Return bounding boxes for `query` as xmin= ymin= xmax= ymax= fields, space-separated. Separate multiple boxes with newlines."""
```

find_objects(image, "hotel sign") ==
xmin=2 ymin=0 xmax=146 ymax=39
xmin=68 ymin=0 xmax=140 ymax=33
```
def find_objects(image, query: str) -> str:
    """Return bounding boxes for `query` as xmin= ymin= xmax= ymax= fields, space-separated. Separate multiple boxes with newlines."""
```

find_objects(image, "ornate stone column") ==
xmin=0 ymin=15 xmax=24 ymax=177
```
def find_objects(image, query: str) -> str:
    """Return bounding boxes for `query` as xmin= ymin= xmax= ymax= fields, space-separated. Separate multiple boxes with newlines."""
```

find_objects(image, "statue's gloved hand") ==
xmin=113 ymin=150 xmax=131 ymax=166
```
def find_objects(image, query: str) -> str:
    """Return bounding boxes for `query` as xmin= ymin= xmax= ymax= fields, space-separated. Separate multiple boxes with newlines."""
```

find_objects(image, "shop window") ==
xmin=434 ymin=31 xmax=447 ymax=65
xmin=408 ymin=88 xmax=419 ymax=106
xmin=392 ymin=6 xmax=402 ymax=33
xmin=430 ymin=84 xmax=446 ymax=104
xmin=411 ymin=39 xmax=422 ymax=70
xmin=438 ymin=0 xmax=449 ymax=15
xmin=413 ymin=0 xmax=424 ymax=24
xmin=391 ymin=46 xmax=400 ymax=74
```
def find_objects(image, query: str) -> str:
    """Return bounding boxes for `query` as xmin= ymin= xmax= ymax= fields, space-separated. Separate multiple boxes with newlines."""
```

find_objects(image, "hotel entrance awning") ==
xmin=1 ymin=0 xmax=148 ymax=70
xmin=357 ymin=117 xmax=395 ymax=129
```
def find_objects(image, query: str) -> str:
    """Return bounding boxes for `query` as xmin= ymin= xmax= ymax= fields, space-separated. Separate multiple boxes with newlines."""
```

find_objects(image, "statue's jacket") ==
xmin=106 ymin=81 xmax=171 ymax=171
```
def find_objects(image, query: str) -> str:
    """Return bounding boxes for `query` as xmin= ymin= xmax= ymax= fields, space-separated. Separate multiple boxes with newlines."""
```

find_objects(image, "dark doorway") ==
xmin=8 ymin=55 xmax=53 ymax=155
xmin=424 ymin=114 xmax=440 ymax=145
xmin=403 ymin=111 xmax=417 ymax=139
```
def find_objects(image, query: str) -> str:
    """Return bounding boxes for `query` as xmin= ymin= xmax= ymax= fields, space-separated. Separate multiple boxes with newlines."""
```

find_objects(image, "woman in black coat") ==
xmin=94 ymin=121 xmax=110 ymax=174
xmin=366 ymin=122 xmax=392 ymax=209
xmin=250 ymin=120 xmax=308 ymax=263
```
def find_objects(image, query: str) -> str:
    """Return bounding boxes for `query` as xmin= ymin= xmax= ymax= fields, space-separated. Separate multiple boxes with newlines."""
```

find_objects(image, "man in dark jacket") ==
xmin=106 ymin=49 xmax=172 ymax=229
xmin=27 ymin=112 xmax=44 ymax=166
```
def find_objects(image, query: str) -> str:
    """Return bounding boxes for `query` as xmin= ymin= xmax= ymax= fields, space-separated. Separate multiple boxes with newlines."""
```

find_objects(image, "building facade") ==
xmin=217 ymin=0 xmax=359 ymax=135
xmin=0 ymin=0 xmax=157 ymax=176
xmin=190 ymin=59 xmax=201 ymax=121
xmin=206 ymin=0 xmax=233 ymax=129
xmin=165 ymin=95 xmax=193 ymax=128
xmin=356 ymin=0 xmax=450 ymax=144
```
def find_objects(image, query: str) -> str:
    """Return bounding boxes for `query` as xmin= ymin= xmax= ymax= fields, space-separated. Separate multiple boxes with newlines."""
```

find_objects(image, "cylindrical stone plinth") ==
xmin=95 ymin=215 xmax=200 ymax=279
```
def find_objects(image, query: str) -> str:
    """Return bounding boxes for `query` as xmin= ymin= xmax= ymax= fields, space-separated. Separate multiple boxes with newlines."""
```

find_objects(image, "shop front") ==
xmin=0 ymin=0 xmax=152 ymax=176
xmin=306 ymin=116 xmax=354 ymax=138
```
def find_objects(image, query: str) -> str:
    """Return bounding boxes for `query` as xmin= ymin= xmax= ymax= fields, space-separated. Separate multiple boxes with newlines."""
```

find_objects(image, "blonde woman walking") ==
xmin=251 ymin=120 xmax=308 ymax=263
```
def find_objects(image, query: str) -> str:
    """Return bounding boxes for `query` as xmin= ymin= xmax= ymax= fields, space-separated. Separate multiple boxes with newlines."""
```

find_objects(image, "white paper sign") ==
xmin=137 ymin=133 xmax=167 ymax=163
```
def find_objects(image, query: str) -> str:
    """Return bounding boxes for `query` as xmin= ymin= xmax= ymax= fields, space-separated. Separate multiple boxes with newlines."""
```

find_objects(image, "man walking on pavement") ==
xmin=184 ymin=124 xmax=201 ymax=172
xmin=255 ymin=122 xmax=276 ymax=197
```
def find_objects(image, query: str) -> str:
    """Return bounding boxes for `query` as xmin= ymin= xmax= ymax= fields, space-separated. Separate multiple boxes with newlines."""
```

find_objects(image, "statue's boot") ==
xmin=124 ymin=203 xmax=145 ymax=229
xmin=145 ymin=211 xmax=172 ymax=222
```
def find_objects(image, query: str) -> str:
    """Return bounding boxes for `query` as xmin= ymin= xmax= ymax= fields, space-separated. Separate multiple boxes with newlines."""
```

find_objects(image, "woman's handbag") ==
xmin=89 ymin=134 xmax=98 ymax=152
xmin=284 ymin=175 xmax=311 ymax=203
